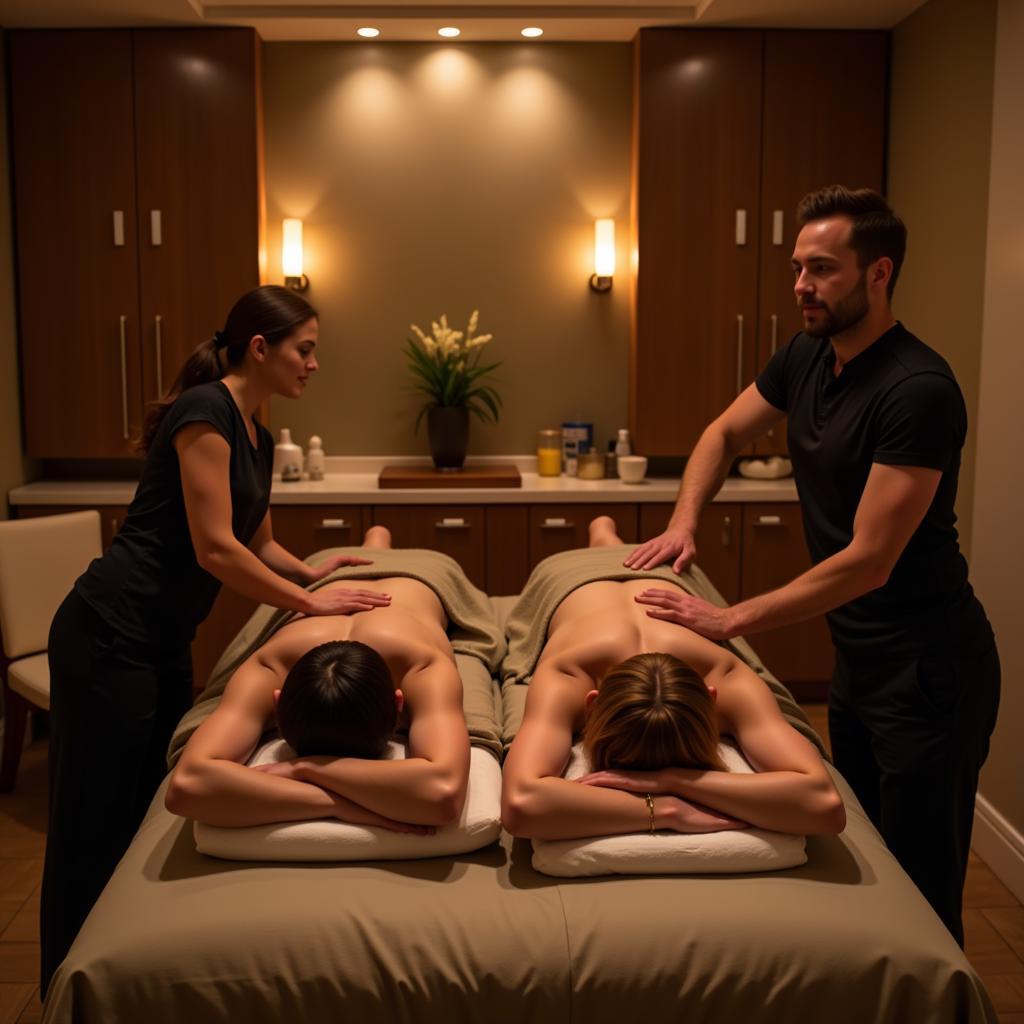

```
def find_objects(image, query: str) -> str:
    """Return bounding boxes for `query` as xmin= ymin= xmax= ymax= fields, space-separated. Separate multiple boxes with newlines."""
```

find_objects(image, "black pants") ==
xmin=828 ymin=642 xmax=1000 ymax=947
xmin=40 ymin=589 xmax=193 ymax=996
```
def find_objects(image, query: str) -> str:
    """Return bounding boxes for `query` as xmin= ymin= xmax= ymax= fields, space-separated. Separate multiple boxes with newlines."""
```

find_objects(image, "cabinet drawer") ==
xmin=371 ymin=505 xmax=486 ymax=590
xmin=740 ymin=503 xmax=833 ymax=687
xmin=270 ymin=506 xmax=367 ymax=560
xmin=528 ymin=504 xmax=637 ymax=569
xmin=639 ymin=503 xmax=741 ymax=604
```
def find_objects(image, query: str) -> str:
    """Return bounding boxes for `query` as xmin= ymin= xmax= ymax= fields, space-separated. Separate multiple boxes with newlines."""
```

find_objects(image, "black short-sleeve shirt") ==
xmin=76 ymin=382 xmax=274 ymax=654
xmin=756 ymin=322 xmax=992 ymax=658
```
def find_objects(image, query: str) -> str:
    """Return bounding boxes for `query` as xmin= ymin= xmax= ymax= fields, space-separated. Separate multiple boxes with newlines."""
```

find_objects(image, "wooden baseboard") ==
xmin=973 ymin=792 xmax=1024 ymax=905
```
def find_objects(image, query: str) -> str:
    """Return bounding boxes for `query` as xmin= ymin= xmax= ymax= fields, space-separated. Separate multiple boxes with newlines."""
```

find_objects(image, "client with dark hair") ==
xmin=166 ymin=527 xmax=469 ymax=833
xmin=501 ymin=517 xmax=845 ymax=841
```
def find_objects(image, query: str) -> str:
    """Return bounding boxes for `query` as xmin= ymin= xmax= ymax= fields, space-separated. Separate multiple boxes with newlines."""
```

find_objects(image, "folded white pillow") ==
xmin=194 ymin=739 xmax=502 ymax=862
xmin=531 ymin=741 xmax=807 ymax=877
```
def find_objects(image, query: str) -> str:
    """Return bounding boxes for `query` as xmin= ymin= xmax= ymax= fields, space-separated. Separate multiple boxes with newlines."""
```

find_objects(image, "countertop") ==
xmin=8 ymin=456 xmax=799 ymax=506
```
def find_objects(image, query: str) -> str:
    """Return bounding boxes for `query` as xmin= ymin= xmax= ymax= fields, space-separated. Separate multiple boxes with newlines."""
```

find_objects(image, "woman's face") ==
xmin=264 ymin=317 xmax=319 ymax=399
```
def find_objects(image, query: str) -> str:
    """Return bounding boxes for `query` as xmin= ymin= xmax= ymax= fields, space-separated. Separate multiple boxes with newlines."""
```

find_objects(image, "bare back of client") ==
xmin=167 ymin=526 xmax=470 ymax=832
xmin=501 ymin=517 xmax=845 ymax=842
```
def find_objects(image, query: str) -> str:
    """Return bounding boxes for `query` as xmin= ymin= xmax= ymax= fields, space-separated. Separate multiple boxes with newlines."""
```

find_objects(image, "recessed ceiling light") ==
xmin=521 ymin=27 xmax=544 ymax=38
xmin=357 ymin=27 xmax=380 ymax=38
xmin=437 ymin=27 xmax=461 ymax=38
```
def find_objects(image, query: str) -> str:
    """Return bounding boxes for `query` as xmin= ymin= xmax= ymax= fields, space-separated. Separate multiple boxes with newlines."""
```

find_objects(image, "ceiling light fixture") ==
xmin=437 ymin=27 xmax=461 ymax=38
xmin=521 ymin=27 xmax=544 ymax=38
xmin=356 ymin=27 xmax=380 ymax=38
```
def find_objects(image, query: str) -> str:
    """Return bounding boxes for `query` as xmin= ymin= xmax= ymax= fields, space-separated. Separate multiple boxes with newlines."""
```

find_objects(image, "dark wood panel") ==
xmin=631 ymin=30 xmax=763 ymax=456
xmin=132 ymin=29 xmax=263 ymax=403
xmin=754 ymin=30 xmax=888 ymax=456
xmin=9 ymin=31 xmax=144 ymax=457
xmin=370 ymin=506 xmax=486 ymax=589
xmin=739 ymin=503 xmax=834 ymax=685
xmin=639 ymin=502 xmax=741 ymax=604
xmin=269 ymin=505 xmax=367 ymax=560
xmin=528 ymin=504 xmax=638 ymax=568
xmin=486 ymin=506 xmax=529 ymax=596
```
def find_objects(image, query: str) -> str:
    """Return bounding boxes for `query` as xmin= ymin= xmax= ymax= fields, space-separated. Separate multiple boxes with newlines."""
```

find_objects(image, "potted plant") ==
xmin=405 ymin=310 xmax=501 ymax=470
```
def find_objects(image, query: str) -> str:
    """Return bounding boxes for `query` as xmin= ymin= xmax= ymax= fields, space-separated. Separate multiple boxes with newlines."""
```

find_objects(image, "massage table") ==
xmin=40 ymin=550 xmax=996 ymax=1024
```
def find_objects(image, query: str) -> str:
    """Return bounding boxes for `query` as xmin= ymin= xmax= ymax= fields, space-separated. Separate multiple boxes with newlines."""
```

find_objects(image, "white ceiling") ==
xmin=0 ymin=0 xmax=929 ymax=42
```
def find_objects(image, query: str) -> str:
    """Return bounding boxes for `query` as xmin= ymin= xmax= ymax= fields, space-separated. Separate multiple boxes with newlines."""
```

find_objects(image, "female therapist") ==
xmin=40 ymin=285 xmax=389 ymax=994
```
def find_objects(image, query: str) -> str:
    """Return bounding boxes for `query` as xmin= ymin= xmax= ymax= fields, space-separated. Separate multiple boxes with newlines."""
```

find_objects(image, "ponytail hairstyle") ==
xmin=582 ymin=652 xmax=725 ymax=773
xmin=138 ymin=284 xmax=318 ymax=453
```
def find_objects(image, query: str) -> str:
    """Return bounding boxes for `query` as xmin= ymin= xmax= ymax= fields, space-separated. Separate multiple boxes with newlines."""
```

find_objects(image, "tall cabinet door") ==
xmin=133 ymin=29 xmax=263 ymax=403
xmin=9 ymin=31 xmax=143 ymax=457
xmin=631 ymin=30 xmax=763 ymax=456
xmin=754 ymin=31 xmax=889 ymax=455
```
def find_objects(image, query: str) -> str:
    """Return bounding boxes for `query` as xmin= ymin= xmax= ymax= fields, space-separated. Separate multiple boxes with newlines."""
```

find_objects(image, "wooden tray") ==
xmin=378 ymin=464 xmax=522 ymax=489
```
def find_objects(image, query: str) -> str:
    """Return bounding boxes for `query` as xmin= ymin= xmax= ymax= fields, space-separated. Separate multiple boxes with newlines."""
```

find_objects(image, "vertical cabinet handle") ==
xmin=772 ymin=209 xmax=784 ymax=246
xmin=119 ymin=315 xmax=129 ymax=440
xmin=721 ymin=514 xmax=732 ymax=547
xmin=767 ymin=314 xmax=779 ymax=438
xmin=112 ymin=210 xmax=125 ymax=247
xmin=150 ymin=210 xmax=162 ymax=247
xmin=734 ymin=209 xmax=747 ymax=246
xmin=154 ymin=315 xmax=164 ymax=398
xmin=110 ymin=517 xmax=120 ymax=537
xmin=735 ymin=314 xmax=744 ymax=395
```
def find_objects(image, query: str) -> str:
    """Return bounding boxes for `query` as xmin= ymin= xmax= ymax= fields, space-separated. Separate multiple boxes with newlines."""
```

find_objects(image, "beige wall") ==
xmin=887 ymin=0 xmax=997 ymax=557
xmin=262 ymin=42 xmax=632 ymax=457
xmin=974 ymin=0 xmax=1024 ymax=839
xmin=0 ymin=31 xmax=28 ymax=516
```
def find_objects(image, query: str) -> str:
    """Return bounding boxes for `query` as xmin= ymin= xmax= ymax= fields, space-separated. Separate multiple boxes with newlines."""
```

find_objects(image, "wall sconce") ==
xmin=282 ymin=218 xmax=309 ymax=291
xmin=590 ymin=218 xmax=615 ymax=292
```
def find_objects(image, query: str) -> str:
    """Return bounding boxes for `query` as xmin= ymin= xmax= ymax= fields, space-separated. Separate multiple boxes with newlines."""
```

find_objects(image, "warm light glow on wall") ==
xmin=282 ymin=218 xmax=308 ymax=291
xmin=590 ymin=218 xmax=615 ymax=291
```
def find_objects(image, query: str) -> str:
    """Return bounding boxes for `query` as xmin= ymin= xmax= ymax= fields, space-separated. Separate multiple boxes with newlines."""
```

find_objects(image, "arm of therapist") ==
xmin=262 ymin=654 xmax=472 ymax=828
xmin=634 ymin=461 xmax=941 ymax=640
xmin=624 ymin=384 xmax=784 ymax=574
xmin=175 ymin=423 xmax=391 ymax=617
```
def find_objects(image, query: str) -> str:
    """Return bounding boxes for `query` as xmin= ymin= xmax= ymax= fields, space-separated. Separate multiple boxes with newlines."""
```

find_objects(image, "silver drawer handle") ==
xmin=735 ymin=314 xmax=745 ymax=395
xmin=154 ymin=314 xmax=164 ymax=397
xmin=721 ymin=514 xmax=732 ymax=547
xmin=755 ymin=515 xmax=783 ymax=526
xmin=112 ymin=210 xmax=124 ymax=247
xmin=319 ymin=519 xmax=351 ymax=529
xmin=119 ymin=315 xmax=129 ymax=439
xmin=542 ymin=517 xmax=573 ymax=529
xmin=436 ymin=518 xmax=468 ymax=528
xmin=768 ymin=314 xmax=779 ymax=438
xmin=150 ymin=209 xmax=162 ymax=247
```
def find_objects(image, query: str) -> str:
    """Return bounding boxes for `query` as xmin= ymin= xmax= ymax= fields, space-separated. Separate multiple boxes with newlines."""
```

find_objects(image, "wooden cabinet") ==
xmin=631 ymin=29 xmax=888 ymax=458
xmin=528 ymin=504 xmax=638 ymax=566
xmin=268 ymin=506 xmax=368 ymax=560
xmin=486 ymin=506 xmax=529 ymax=596
xmin=8 ymin=28 xmax=263 ymax=458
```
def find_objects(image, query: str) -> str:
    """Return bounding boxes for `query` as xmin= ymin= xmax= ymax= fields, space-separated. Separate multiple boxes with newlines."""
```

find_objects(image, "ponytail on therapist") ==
xmin=137 ymin=284 xmax=317 ymax=453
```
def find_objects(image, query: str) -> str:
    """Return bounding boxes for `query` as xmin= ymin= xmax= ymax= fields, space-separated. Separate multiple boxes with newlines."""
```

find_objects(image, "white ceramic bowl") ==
xmin=618 ymin=455 xmax=648 ymax=484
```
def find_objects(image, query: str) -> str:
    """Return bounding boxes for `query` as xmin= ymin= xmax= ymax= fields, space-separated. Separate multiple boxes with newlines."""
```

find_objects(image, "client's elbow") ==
xmin=501 ymin=786 xmax=543 ymax=839
xmin=809 ymin=787 xmax=846 ymax=835
xmin=165 ymin=768 xmax=201 ymax=818
xmin=428 ymin=775 xmax=465 ymax=826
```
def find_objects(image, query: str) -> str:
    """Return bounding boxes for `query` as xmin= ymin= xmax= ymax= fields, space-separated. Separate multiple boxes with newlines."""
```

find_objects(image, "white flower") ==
xmin=467 ymin=309 xmax=479 ymax=337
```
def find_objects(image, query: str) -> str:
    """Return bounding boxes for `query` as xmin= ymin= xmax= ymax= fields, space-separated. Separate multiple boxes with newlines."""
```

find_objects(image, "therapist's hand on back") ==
xmin=623 ymin=527 xmax=697 ymax=574
xmin=305 ymin=585 xmax=392 ymax=617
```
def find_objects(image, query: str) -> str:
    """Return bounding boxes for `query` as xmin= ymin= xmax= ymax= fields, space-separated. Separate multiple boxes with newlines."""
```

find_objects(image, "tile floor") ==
xmin=0 ymin=707 xmax=1021 ymax=1023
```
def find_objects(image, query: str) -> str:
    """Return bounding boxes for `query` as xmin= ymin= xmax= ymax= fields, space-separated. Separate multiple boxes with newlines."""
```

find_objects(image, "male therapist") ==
xmin=625 ymin=185 xmax=999 ymax=947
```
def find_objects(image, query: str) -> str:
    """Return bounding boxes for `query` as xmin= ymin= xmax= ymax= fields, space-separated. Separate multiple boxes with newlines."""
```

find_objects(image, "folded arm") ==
xmin=501 ymin=666 xmax=744 ymax=841
xmin=580 ymin=663 xmax=845 ymax=835
xmin=273 ymin=656 xmax=471 ymax=827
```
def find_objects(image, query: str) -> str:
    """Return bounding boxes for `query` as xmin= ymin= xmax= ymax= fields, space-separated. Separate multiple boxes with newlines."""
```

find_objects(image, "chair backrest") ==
xmin=0 ymin=510 xmax=103 ymax=659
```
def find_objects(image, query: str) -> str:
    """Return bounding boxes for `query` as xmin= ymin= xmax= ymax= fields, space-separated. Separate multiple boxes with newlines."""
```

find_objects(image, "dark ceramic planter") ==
xmin=427 ymin=405 xmax=470 ymax=471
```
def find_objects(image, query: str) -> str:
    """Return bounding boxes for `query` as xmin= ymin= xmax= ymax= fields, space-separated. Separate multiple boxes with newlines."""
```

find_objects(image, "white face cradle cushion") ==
xmin=531 ymin=741 xmax=808 ymax=878
xmin=193 ymin=739 xmax=502 ymax=862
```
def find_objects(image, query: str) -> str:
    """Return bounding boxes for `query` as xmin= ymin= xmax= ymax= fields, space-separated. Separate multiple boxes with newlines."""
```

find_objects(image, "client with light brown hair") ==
xmin=501 ymin=517 xmax=845 ymax=841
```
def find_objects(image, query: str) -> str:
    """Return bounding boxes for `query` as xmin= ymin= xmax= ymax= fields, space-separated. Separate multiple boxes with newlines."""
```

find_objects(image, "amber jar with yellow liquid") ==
xmin=537 ymin=429 xmax=562 ymax=477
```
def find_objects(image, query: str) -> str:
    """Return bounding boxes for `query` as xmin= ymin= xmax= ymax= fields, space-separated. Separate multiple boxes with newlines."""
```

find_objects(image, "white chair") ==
xmin=0 ymin=510 xmax=102 ymax=791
